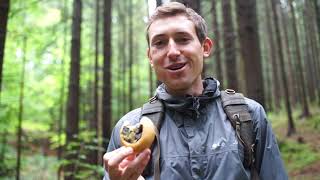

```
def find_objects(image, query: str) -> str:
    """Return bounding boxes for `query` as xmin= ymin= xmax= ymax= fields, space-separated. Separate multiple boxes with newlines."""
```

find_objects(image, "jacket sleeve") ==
xmin=103 ymin=108 xmax=142 ymax=180
xmin=249 ymin=99 xmax=288 ymax=180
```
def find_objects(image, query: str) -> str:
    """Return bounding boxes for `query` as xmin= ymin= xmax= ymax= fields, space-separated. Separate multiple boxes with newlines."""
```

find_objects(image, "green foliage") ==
xmin=0 ymin=144 xmax=16 ymax=178
xmin=21 ymin=154 xmax=60 ymax=180
xmin=307 ymin=114 xmax=320 ymax=130
xmin=279 ymin=139 xmax=320 ymax=172
xmin=61 ymin=131 xmax=105 ymax=179
xmin=0 ymin=104 xmax=16 ymax=134
xmin=50 ymin=133 xmax=66 ymax=149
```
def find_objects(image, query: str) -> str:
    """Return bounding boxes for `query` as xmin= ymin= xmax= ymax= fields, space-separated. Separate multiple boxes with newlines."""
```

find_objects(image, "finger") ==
xmin=107 ymin=147 xmax=134 ymax=170
xmin=103 ymin=147 xmax=133 ymax=171
xmin=119 ymin=154 xmax=136 ymax=168
xmin=123 ymin=149 xmax=151 ymax=179
xmin=103 ymin=146 xmax=128 ymax=162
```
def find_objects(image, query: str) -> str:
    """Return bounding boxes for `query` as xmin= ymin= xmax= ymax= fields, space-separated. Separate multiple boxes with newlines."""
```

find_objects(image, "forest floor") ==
xmin=272 ymin=106 xmax=320 ymax=180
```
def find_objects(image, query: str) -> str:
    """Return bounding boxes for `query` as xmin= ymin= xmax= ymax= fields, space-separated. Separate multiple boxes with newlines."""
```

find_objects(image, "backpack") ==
xmin=140 ymin=89 xmax=259 ymax=180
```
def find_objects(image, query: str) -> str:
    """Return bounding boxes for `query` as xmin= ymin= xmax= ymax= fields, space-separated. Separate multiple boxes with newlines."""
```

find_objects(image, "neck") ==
xmin=166 ymin=77 xmax=204 ymax=97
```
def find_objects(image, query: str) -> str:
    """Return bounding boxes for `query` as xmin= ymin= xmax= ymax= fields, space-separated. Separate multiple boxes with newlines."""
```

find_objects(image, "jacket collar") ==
xmin=155 ymin=77 xmax=220 ymax=116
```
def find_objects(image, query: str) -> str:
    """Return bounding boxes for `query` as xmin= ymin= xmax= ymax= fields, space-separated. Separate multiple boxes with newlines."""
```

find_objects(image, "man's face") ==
xmin=147 ymin=15 xmax=212 ymax=95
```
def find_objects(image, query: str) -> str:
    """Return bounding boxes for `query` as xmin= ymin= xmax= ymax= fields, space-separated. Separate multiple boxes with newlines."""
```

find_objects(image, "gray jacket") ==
xmin=104 ymin=78 xmax=288 ymax=180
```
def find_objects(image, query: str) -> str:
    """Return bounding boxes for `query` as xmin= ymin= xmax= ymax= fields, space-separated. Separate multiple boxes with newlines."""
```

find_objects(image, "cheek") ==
xmin=151 ymin=50 xmax=166 ymax=66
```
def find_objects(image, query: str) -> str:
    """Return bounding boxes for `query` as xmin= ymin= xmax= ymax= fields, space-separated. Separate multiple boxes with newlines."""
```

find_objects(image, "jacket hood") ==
xmin=155 ymin=77 xmax=221 ymax=116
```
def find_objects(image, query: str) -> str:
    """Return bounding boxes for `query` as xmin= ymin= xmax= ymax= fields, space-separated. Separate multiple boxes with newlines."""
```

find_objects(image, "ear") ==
xmin=202 ymin=37 xmax=213 ymax=58
xmin=147 ymin=48 xmax=153 ymax=68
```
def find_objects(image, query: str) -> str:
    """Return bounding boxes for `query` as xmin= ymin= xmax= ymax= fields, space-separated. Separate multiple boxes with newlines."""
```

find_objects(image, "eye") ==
xmin=154 ymin=40 xmax=164 ymax=46
xmin=176 ymin=37 xmax=190 ymax=44
xmin=152 ymin=39 xmax=167 ymax=48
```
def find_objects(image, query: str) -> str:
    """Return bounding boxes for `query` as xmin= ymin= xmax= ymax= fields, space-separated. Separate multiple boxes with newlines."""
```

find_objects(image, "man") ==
xmin=103 ymin=2 xmax=287 ymax=180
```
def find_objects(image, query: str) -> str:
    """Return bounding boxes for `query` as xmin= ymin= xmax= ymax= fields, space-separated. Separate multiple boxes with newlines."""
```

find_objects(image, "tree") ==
xmin=64 ymin=0 xmax=82 ymax=179
xmin=128 ymin=0 xmax=133 ymax=109
xmin=235 ymin=0 xmax=265 ymax=107
xmin=314 ymin=0 xmax=320 ymax=39
xmin=175 ymin=0 xmax=201 ymax=14
xmin=117 ymin=0 xmax=128 ymax=115
xmin=289 ymin=0 xmax=310 ymax=118
xmin=87 ymin=0 xmax=100 ymax=166
xmin=16 ymin=36 xmax=27 ymax=180
xmin=263 ymin=0 xmax=280 ymax=111
xmin=102 ymin=0 xmax=112 ymax=150
xmin=222 ymin=0 xmax=238 ymax=90
xmin=57 ymin=0 xmax=68 ymax=179
xmin=0 ymin=0 xmax=10 ymax=94
xmin=304 ymin=0 xmax=320 ymax=104
xmin=271 ymin=0 xmax=295 ymax=136
xmin=280 ymin=6 xmax=298 ymax=106
xmin=311 ymin=0 xmax=320 ymax=104
xmin=303 ymin=1 xmax=317 ymax=102
xmin=211 ymin=0 xmax=223 ymax=88
xmin=0 ymin=0 xmax=10 ymax=166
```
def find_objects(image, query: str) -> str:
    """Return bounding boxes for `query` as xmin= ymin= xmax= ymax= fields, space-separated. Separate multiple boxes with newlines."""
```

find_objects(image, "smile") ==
xmin=166 ymin=63 xmax=186 ymax=71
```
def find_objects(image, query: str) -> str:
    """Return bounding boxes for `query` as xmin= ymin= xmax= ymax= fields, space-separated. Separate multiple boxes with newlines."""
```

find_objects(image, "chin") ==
xmin=166 ymin=80 xmax=192 ymax=92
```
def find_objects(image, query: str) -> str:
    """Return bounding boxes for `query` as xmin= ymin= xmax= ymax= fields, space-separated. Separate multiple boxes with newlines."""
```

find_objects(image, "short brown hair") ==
xmin=146 ymin=2 xmax=208 ymax=46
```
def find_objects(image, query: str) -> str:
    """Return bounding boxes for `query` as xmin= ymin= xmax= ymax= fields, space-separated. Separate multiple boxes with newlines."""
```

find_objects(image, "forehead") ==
xmin=148 ymin=15 xmax=197 ymax=39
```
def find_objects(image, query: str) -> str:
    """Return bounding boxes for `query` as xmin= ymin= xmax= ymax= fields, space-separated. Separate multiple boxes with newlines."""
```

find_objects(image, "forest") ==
xmin=0 ymin=0 xmax=319 ymax=179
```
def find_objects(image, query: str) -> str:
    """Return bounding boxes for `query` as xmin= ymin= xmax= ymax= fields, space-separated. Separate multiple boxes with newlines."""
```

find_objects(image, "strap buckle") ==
xmin=225 ymin=89 xmax=236 ymax=94
xmin=149 ymin=95 xmax=158 ymax=104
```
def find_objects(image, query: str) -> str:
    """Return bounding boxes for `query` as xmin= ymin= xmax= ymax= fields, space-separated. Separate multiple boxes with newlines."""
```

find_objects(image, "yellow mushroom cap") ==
xmin=120 ymin=117 xmax=156 ymax=153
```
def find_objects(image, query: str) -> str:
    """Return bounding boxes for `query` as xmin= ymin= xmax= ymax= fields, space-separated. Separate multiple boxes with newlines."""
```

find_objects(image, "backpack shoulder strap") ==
xmin=141 ymin=95 xmax=164 ymax=130
xmin=140 ymin=96 xmax=164 ymax=180
xmin=220 ymin=89 xmax=259 ymax=180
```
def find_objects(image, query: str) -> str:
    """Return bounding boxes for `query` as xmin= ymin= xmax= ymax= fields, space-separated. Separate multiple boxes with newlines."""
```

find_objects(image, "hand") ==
xmin=103 ymin=146 xmax=151 ymax=180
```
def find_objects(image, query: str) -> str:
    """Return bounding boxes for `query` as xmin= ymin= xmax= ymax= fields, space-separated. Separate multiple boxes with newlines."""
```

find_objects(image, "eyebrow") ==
xmin=151 ymin=34 xmax=166 ymax=41
xmin=151 ymin=31 xmax=192 ymax=41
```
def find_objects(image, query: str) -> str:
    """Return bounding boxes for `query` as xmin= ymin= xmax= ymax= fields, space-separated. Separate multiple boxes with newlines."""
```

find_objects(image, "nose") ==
xmin=167 ymin=39 xmax=180 ymax=60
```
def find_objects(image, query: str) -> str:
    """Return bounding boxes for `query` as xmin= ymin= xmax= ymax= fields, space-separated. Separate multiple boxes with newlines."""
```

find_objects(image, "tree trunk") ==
xmin=128 ymin=0 xmax=133 ymax=109
xmin=0 ymin=0 xmax=10 ymax=94
xmin=235 ymin=0 xmax=265 ymax=107
xmin=87 ymin=0 xmax=100 ymax=166
xmin=264 ymin=0 xmax=282 ymax=111
xmin=222 ymin=0 xmax=238 ymax=90
xmin=314 ymin=0 xmax=320 ymax=38
xmin=115 ymin=1 xmax=122 ymax=119
xmin=175 ymin=0 xmax=201 ymax=14
xmin=280 ymin=5 xmax=297 ymax=107
xmin=271 ymin=0 xmax=295 ymax=136
xmin=64 ymin=0 xmax=82 ymax=179
xmin=102 ymin=0 xmax=112 ymax=150
xmin=211 ymin=0 xmax=223 ymax=88
xmin=303 ymin=5 xmax=316 ymax=102
xmin=117 ymin=0 xmax=128 ymax=114
xmin=306 ymin=0 xmax=320 ymax=104
xmin=289 ymin=0 xmax=310 ymax=118
xmin=57 ymin=0 xmax=68 ymax=179
xmin=16 ymin=36 xmax=27 ymax=180
xmin=264 ymin=0 xmax=277 ymax=111
xmin=0 ymin=0 xmax=10 ymax=167
xmin=312 ymin=0 xmax=320 ymax=105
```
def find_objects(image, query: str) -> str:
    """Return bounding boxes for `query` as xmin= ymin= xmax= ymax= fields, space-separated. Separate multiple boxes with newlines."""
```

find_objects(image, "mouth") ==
xmin=166 ymin=63 xmax=186 ymax=71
